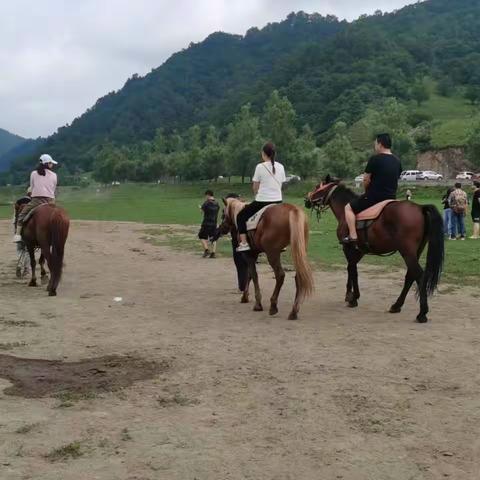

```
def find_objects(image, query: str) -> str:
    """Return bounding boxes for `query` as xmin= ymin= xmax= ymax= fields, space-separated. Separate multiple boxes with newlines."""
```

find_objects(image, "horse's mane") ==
xmin=333 ymin=183 xmax=359 ymax=203
xmin=226 ymin=197 xmax=246 ymax=222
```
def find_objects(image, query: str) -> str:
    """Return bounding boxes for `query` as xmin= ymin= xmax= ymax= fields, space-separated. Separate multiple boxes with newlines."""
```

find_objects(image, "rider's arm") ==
xmin=252 ymin=181 xmax=260 ymax=195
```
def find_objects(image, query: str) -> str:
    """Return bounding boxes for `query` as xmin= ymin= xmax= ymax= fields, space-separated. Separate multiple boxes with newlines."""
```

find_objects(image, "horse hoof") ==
xmin=269 ymin=307 xmax=278 ymax=316
xmin=48 ymin=290 xmax=57 ymax=297
xmin=28 ymin=280 xmax=37 ymax=287
xmin=288 ymin=312 xmax=298 ymax=321
xmin=253 ymin=304 xmax=263 ymax=312
xmin=390 ymin=305 xmax=402 ymax=314
xmin=240 ymin=297 xmax=249 ymax=304
xmin=347 ymin=300 xmax=358 ymax=308
xmin=416 ymin=315 xmax=428 ymax=324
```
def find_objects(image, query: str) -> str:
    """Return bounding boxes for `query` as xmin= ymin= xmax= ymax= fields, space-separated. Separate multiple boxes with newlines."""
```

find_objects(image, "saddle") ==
xmin=245 ymin=204 xmax=276 ymax=231
xmin=356 ymin=200 xmax=398 ymax=230
xmin=22 ymin=203 xmax=51 ymax=228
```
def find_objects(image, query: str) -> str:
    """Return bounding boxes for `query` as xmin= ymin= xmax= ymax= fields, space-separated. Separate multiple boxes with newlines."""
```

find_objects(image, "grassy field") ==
xmin=1 ymin=182 xmax=479 ymax=285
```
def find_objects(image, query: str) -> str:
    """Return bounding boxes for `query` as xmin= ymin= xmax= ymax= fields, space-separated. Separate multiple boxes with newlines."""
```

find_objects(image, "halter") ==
xmin=307 ymin=183 xmax=338 ymax=220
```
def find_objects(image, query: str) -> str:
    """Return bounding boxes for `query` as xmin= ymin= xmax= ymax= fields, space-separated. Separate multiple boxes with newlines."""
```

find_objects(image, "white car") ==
xmin=354 ymin=174 xmax=364 ymax=183
xmin=456 ymin=171 xmax=475 ymax=180
xmin=285 ymin=175 xmax=301 ymax=183
xmin=417 ymin=170 xmax=443 ymax=181
xmin=400 ymin=170 xmax=422 ymax=181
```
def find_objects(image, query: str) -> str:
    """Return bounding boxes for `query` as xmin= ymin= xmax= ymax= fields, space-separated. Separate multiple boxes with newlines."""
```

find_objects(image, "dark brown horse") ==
xmin=219 ymin=198 xmax=314 ymax=320
xmin=306 ymin=176 xmax=444 ymax=323
xmin=21 ymin=205 xmax=70 ymax=296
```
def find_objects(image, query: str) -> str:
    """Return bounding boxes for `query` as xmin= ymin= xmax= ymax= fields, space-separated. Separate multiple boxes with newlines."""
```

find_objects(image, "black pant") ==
xmin=237 ymin=201 xmax=281 ymax=234
xmin=231 ymin=237 xmax=249 ymax=291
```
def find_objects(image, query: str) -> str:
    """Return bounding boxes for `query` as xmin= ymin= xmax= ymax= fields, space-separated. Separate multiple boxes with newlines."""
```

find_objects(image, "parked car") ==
xmin=456 ymin=171 xmax=476 ymax=180
xmin=400 ymin=170 xmax=422 ymax=181
xmin=417 ymin=170 xmax=443 ymax=181
xmin=354 ymin=174 xmax=364 ymax=183
xmin=285 ymin=174 xmax=301 ymax=183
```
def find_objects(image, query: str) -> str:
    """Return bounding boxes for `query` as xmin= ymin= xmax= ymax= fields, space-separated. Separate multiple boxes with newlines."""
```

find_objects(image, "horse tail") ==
xmin=289 ymin=207 xmax=314 ymax=301
xmin=50 ymin=208 xmax=70 ymax=285
xmin=421 ymin=205 xmax=444 ymax=296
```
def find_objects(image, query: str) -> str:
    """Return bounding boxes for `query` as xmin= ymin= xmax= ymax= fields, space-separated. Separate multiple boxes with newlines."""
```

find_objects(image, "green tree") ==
xmin=262 ymin=90 xmax=297 ymax=167
xmin=202 ymin=126 xmax=225 ymax=180
xmin=437 ymin=76 xmax=455 ymax=97
xmin=465 ymin=85 xmax=480 ymax=105
xmin=322 ymin=123 xmax=359 ymax=179
xmin=227 ymin=104 xmax=262 ymax=183
xmin=411 ymin=81 xmax=430 ymax=106
xmin=291 ymin=125 xmax=319 ymax=178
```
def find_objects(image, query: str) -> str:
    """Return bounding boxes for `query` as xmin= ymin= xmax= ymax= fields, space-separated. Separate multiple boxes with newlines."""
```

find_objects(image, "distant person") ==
xmin=442 ymin=186 xmax=454 ymax=238
xmin=236 ymin=142 xmax=286 ymax=252
xmin=448 ymin=182 xmax=468 ymax=240
xmin=13 ymin=154 xmax=58 ymax=242
xmin=406 ymin=189 xmax=412 ymax=201
xmin=343 ymin=133 xmax=402 ymax=245
xmin=198 ymin=190 xmax=220 ymax=258
xmin=470 ymin=181 xmax=480 ymax=239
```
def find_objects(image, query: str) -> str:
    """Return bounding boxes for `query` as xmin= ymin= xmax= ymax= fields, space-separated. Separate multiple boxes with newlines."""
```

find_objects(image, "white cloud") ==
xmin=0 ymin=0 xmax=413 ymax=138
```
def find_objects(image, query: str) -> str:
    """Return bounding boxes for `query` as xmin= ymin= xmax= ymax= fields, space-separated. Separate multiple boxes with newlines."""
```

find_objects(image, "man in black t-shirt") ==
xmin=199 ymin=190 xmax=220 ymax=258
xmin=343 ymin=133 xmax=402 ymax=245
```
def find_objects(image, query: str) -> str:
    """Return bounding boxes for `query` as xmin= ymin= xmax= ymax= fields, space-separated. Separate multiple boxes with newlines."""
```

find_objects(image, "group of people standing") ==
xmin=442 ymin=182 xmax=480 ymax=240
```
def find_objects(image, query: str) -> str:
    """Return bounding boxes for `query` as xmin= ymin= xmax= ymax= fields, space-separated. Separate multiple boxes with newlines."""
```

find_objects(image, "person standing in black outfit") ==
xmin=343 ymin=133 xmax=402 ymax=245
xmin=198 ymin=190 xmax=220 ymax=258
xmin=470 ymin=181 xmax=480 ymax=239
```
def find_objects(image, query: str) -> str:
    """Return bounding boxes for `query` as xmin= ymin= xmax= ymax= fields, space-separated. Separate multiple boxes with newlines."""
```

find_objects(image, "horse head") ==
xmin=305 ymin=174 xmax=341 ymax=209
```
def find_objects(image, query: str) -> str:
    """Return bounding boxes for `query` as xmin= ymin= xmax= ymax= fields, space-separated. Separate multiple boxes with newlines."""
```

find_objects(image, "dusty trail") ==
xmin=0 ymin=220 xmax=479 ymax=480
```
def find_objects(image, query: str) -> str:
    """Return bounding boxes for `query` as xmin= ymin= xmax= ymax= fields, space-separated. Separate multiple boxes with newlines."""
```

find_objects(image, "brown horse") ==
xmin=306 ymin=175 xmax=444 ymax=323
xmin=219 ymin=198 xmax=314 ymax=320
xmin=21 ymin=204 xmax=70 ymax=296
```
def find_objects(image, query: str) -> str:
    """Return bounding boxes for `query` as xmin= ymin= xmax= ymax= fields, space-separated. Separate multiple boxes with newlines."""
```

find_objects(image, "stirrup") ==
xmin=13 ymin=234 xmax=22 ymax=243
xmin=340 ymin=236 xmax=358 ymax=246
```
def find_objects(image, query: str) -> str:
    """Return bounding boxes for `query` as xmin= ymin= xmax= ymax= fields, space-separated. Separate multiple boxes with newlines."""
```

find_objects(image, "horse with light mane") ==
xmin=218 ymin=197 xmax=314 ymax=320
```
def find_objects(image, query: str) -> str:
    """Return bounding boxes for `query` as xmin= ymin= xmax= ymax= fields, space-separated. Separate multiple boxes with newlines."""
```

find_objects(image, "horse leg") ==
xmin=40 ymin=253 xmax=47 ymax=278
xmin=344 ymin=247 xmax=363 ymax=308
xmin=390 ymin=242 xmax=427 ymax=316
xmin=266 ymin=251 xmax=285 ymax=316
xmin=288 ymin=274 xmax=301 ymax=320
xmin=27 ymin=246 xmax=37 ymax=287
xmin=241 ymin=275 xmax=251 ymax=304
xmin=246 ymin=254 xmax=262 ymax=311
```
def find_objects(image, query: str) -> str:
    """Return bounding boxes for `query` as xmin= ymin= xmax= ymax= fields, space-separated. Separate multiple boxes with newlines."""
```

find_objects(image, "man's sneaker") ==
xmin=209 ymin=252 xmax=216 ymax=259
xmin=202 ymin=249 xmax=210 ymax=258
xmin=449 ymin=236 xmax=457 ymax=241
xmin=13 ymin=234 xmax=22 ymax=243
xmin=460 ymin=236 xmax=466 ymax=241
xmin=236 ymin=242 xmax=251 ymax=252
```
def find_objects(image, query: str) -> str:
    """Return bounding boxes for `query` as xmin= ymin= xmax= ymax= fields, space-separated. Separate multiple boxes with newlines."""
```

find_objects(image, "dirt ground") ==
xmin=0 ymin=220 xmax=479 ymax=480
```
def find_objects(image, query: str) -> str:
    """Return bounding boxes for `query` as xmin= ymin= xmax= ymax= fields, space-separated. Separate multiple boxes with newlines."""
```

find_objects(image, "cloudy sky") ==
xmin=0 ymin=0 xmax=414 ymax=139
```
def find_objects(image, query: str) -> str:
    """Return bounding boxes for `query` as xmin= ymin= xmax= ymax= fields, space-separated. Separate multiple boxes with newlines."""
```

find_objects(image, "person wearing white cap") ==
xmin=13 ymin=154 xmax=58 ymax=242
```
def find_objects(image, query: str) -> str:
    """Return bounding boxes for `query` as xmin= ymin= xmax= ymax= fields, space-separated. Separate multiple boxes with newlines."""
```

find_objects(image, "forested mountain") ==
xmin=5 ymin=0 xmax=480 ymax=183
xmin=0 ymin=128 xmax=25 ymax=163
xmin=0 ymin=138 xmax=44 ymax=173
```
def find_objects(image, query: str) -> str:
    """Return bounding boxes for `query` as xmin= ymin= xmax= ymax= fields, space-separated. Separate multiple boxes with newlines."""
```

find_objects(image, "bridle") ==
xmin=306 ymin=183 xmax=338 ymax=220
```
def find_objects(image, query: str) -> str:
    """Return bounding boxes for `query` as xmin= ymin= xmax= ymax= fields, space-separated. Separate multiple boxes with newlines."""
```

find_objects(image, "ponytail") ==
xmin=37 ymin=162 xmax=46 ymax=176
xmin=262 ymin=142 xmax=276 ymax=174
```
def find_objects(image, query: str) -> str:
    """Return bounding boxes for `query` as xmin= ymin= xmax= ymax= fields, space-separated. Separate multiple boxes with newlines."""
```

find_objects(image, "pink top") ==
xmin=30 ymin=170 xmax=57 ymax=199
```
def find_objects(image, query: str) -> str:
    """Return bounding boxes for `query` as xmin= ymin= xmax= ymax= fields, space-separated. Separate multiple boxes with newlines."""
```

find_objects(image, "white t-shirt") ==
xmin=252 ymin=161 xmax=286 ymax=202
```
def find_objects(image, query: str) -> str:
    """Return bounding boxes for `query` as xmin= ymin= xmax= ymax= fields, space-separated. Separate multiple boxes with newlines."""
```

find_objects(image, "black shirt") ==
xmin=442 ymin=188 xmax=454 ymax=210
xmin=472 ymin=189 xmax=480 ymax=217
xmin=201 ymin=199 xmax=220 ymax=226
xmin=365 ymin=153 xmax=402 ymax=201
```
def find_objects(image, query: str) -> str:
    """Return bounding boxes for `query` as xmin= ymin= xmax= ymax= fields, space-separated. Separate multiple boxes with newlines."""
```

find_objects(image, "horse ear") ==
xmin=222 ymin=197 xmax=227 ymax=206
xmin=325 ymin=174 xmax=332 ymax=184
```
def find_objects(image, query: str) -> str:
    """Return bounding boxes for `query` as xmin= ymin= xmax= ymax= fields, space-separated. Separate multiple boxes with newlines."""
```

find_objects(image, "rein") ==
xmin=309 ymin=184 xmax=338 ymax=221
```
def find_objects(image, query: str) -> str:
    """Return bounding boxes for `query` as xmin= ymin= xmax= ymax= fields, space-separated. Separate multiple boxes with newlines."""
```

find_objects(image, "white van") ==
xmin=400 ymin=170 xmax=421 ymax=181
